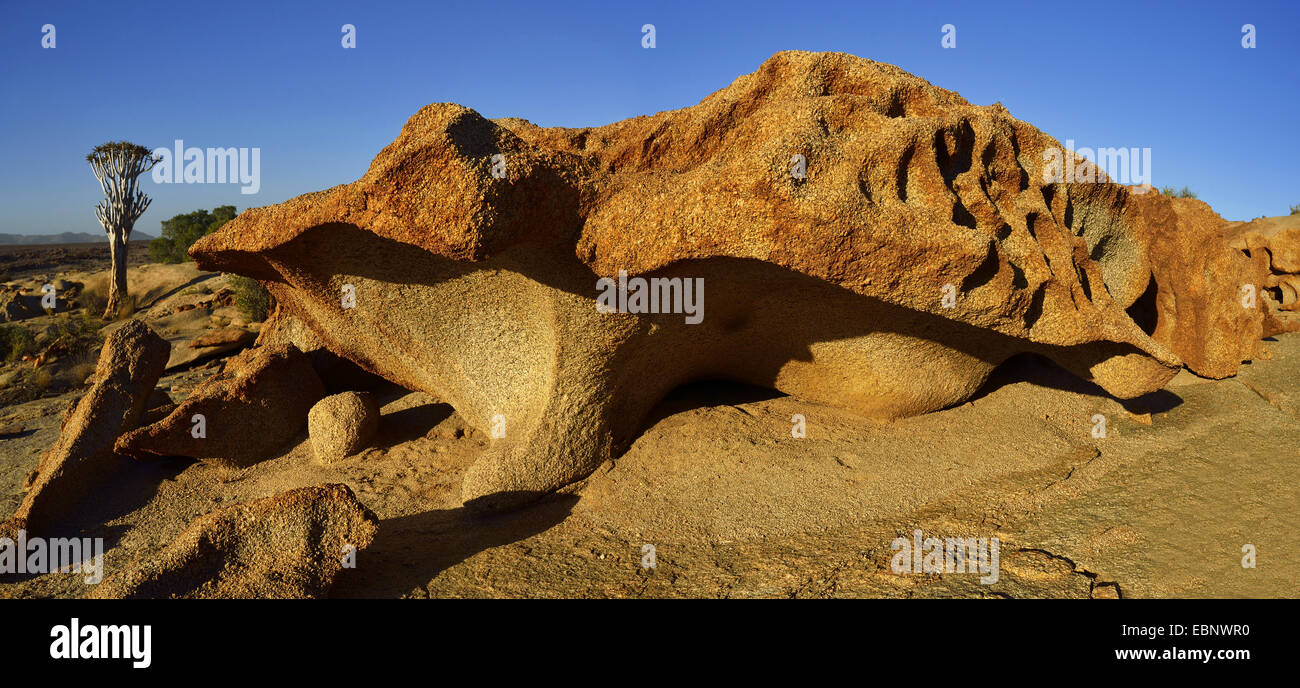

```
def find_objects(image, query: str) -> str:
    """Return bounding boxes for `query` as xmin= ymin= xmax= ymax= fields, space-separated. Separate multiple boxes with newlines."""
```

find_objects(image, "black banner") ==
xmin=0 ymin=599 xmax=1288 ymax=675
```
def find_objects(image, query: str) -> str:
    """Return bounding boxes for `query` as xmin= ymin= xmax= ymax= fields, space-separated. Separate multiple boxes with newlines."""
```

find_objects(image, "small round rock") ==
xmin=308 ymin=391 xmax=379 ymax=463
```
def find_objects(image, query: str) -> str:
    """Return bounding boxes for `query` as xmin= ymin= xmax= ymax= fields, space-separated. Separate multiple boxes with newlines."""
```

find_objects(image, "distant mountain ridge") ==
xmin=0 ymin=231 xmax=155 ymax=245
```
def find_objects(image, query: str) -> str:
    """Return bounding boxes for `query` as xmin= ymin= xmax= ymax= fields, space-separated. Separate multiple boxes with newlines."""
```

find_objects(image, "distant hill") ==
xmin=0 ymin=231 xmax=155 ymax=245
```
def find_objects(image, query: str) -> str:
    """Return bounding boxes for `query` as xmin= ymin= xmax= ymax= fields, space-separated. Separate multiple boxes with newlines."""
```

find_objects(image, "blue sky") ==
xmin=1 ymin=0 xmax=1296 ymax=234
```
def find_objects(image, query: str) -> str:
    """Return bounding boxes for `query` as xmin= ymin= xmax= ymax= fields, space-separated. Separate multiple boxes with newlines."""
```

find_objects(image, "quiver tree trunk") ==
xmin=105 ymin=230 xmax=130 ymax=318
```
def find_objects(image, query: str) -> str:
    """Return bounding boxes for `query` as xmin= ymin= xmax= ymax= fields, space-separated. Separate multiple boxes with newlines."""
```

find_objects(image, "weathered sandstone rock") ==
xmin=159 ymin=326 xmax=258 ymax=370
xmin=87 ymin=484 xmax=378 ymax=599
xmin=1230 ymin=214 xmax=1300 ymax=274
xmin=1073 ymin=187 xmax=1274 ymax=379
xmin=254 ymin=302 xmax=324 ymax=354
xmin=2 ymin=319 xmax=169 ymax=536
xmin=308 ymin=391 xmax=379 ymax=462
xmin=1229 ymin=214 xmax=1300 ymax=333
xmin=192 ymin=51 xmax=1188 ymax=510
xmin=114 ymin=343 xmax=325 ymax=468
xmin=188 ymin=326 xmax=256 ymax=350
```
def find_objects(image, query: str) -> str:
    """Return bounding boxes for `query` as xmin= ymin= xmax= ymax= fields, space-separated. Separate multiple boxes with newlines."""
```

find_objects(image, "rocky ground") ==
xmin=1 ymin=259 xmax=258 ymax=404
xmin=1 ymin=295 xmax=1295 ymax=597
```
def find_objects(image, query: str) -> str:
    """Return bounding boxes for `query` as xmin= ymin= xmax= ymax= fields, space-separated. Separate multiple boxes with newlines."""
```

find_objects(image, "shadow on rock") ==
xmin=377 ymin=401 xmax=454 ymax=448
xmin=0 ymin=458 xmax=189 ymax=585
xmin=642 ymin=379 xmax=785 ymax=428
xmin=330 ymin=493 xmax=579 ymax=598
xmin=970 ymin=352 xmax=1183 ymax=414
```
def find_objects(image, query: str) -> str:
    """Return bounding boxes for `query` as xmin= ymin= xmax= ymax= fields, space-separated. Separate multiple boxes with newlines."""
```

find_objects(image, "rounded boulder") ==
xmin=308 ymin=391 xmax=379 ymax=463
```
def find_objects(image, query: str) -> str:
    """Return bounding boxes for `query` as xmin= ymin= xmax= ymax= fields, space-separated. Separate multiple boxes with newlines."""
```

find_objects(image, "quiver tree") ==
xmin=87 ymin=141 xmax=161 ymax=319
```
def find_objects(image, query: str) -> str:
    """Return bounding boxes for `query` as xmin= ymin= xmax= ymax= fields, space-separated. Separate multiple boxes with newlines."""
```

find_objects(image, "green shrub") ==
xmin=0 ymin=323 xmax=36 ymax=362
xmin=45 ymin=312 xmax=106 ymax=358
xmin=148 ymin=236 xmax=176 ymax=263
xmin=1289 ymin=204 xmax=1299 ymax=216
xmin=1159 ymin=186 xmax=1198 ymax=199
xmin=149 ymin=205 xmax=238 ymax=263
xmin=227 ymin=275 xmax=271 ymax=322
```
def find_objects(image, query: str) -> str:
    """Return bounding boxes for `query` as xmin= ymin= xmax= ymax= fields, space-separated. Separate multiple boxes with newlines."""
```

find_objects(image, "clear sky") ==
xmin=1 ymin=0 xmax=1296 ymax=234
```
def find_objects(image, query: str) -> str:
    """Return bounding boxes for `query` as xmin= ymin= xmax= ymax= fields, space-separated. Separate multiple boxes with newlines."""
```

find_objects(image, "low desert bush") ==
xmin=0 ymin=367 xmax=46 ymax=406
xmin=1159 ymin=186 xmax=1198 ymax=199
xmin=42 ymin=312 xmax=106 ymax=360
xmin=227 ymin=274 xmax=271 ymax=322
xmin=0 ymin=362 xmax=60 ymax=406
xmin=77 ymin=276 xmax=136 ymax=319
xmin=78 ymin=275 xmax=109 ymax=314
xmin=0 ymin=323 xmax=36 ymax=362
xmin=32 ymin=368 xmax=53 ymax=392
xmin=68 ymin=360 xmax=98 ymax=385
xmin=0 ymin=315 xmax=106 ymax=405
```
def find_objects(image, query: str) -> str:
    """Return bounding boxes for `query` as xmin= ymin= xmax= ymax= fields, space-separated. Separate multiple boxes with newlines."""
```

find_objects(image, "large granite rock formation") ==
xmin=191 ymin=51 xmax=1201 ymax=511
